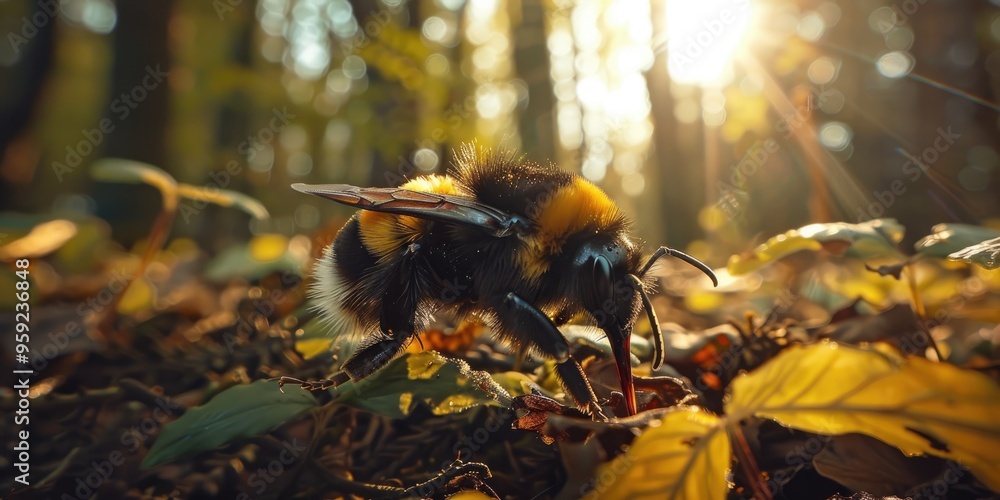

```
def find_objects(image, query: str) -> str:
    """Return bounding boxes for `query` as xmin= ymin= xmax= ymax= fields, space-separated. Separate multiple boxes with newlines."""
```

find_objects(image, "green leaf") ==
xmin=948 ymin=236 xmax=1000 ymax=270
xmin=141 ymin=380 xmax=318 ymax=469
xmin=726 ymin=342 xmax=1000 ymax=492
xmin=176 ymin=183 xmax=270 ymax=220
xmin=585 ymin=407 xmax=731 ymax=499
xmin=728 ymin=219 xmax=905 ymax=275
xmin=91 ymin=159 xmax=178 ymax=209
xmin=91 ymin=158 xmax=176 ymax=186
xmin=914 ymin=223 xmax=1000 ymax=258
xmin=329 ymin=351 xmax=510 ymax=418
xmin=204 ymin=234 xmax=306 ymax=282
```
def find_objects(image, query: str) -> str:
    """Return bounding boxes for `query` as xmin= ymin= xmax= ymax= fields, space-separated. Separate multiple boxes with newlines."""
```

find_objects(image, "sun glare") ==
xmin=665 ymin=0 xmax=756 ymax=85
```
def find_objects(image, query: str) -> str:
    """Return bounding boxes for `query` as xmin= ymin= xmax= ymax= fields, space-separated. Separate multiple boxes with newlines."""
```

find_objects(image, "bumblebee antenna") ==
xmin=625 ymin=274 xmax=663 ymax=369
xmin=639 ymin=246 xmax=719 ymax=287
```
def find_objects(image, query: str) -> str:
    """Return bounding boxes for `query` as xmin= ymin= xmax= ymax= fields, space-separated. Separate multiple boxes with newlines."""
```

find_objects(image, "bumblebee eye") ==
xmin=588 ymin=255 xmax=619 ymax=330
xmin=592 ymin=255 xmax=614 ymax=296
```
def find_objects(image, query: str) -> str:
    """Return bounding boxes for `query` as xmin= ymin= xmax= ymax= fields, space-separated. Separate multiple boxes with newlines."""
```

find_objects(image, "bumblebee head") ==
xmin=574 ymin=238 xmax=645 ymax=416
xmin=576 ymin=239 xmax=718 ymax=416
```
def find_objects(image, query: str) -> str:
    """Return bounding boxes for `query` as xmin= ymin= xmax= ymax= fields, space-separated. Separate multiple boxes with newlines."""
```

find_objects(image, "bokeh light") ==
xmin=665 ymin=0 xmax=756 ymax=85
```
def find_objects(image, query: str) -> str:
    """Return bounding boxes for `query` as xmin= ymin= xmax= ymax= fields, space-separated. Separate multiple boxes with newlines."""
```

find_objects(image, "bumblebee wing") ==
xmin=291 ymin=183 xmax=528 ymax=237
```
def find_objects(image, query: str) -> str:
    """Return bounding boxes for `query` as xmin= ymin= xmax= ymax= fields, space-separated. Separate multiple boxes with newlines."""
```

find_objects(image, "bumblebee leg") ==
xmin=553 ymin=357 xmax=605 ymax=418
xmin=341 ymin=333 xmax=410 ymax=380
xmin=501 ymin=293 xmax=603 ymax=417
xmin=342 ymin=244 xmax=423 ymax=380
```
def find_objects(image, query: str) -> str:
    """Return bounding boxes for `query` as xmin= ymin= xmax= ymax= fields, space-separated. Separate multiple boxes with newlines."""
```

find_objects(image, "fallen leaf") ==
xmin=728 ymin=219 xmax=905 ymax=275
xmin=914 ymin=224 xmax=1000 ymax=258
xmin=727 ymin=342 xmax=1000 ymax=492
xmin=141 ymin=380 xmax=317 ymax=468
xmin=329 ymin=351 xmax=509 ymax=418
xmin=949 ymin=237 xmax=1000 ymax=270
xmin=585 ymin=406 xmax=730 ymax=499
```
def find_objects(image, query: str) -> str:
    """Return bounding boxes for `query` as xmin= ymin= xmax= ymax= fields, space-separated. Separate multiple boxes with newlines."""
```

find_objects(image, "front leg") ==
xmin=500 ymin=293 xmax=604 ymax=418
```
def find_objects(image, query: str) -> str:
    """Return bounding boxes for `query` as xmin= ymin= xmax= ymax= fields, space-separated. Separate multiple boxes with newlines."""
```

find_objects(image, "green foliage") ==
xmin=728 ymin=219 xmax=1000 ymax=275
xmin=948 ymin=236 xmax=1000 ymax=270
xmin=914 ymin=223 xmax=1000 ymax=258
xmin=329 ymin=351 xmax=511 ymax=418
xmin=727 ymin=219 xmax=905 ymax=275
xmin=141 ymin=381 xmax=318 ymax=469
xmin=204 ymin=234 xmax=305 ymax=282
xmin=92 ymin=158 xmax=269 ymax=220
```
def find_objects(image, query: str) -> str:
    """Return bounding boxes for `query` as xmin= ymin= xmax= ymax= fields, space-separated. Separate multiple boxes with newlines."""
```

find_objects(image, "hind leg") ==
xmin=340 ymin=243 xmax=423 ymax=380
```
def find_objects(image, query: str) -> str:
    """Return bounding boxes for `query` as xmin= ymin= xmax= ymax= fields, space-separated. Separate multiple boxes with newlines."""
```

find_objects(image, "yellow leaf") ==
xmin=117 ymin=277 xmax=155 ymax=315
xmin=406 ymin=350 xmax=447 ymax=379
xmin=296 ymin=338 xmax=334 ymax=359
xmin=432 ymin=394 xmax=481 ymax=415
xmin=446 ymin=492 xmax=494 ymax=500
xmin=727 ymin=342 xmax=1000 ymax=492
xmin=728 ymin=233 xmax=823 ymax=275
xmin=727 ymin=219 xmax=904 ymax=275
xmin=399 ymin=392 xmax=413 ymax=414
xmin=698 ymin=205 xmax=727 ymax=232
xmin=0 ymin=219 xmax=77 ymax=260
xmin=176 ymin=183 xmax=270 ymax=220
xmin=250 ymin=234 xmax=289 ymax=262
xmin=587 ymin=407 xmax=731 ymax=500
xmin=684 ymin=290 xmax=724 ymax=314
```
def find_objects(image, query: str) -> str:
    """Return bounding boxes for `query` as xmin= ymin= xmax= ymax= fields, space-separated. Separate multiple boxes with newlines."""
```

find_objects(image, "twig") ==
xmin=732 ymin=424 xmax=771 ymax=500
xmin=98 ymin=204 xmax=177 ymax=337
xmin=36 ymin=446 xmax=82 ymax=487
xmin=904 ymin=266 xmax=946 ymax=361
xmin=310 ymin=457 xmax=491 ymax=498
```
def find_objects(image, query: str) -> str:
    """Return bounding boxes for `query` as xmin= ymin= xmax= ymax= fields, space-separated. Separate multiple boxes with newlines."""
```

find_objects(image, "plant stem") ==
xmin=905 ymin=265 xmax=945 ymax=361
xmin=732 ymin=424 xmax=771 ymax=500
xmin=97 ymin=204 xmax=176 ymax=337
xmin=905 ymin=265 xmax=926 ymax=318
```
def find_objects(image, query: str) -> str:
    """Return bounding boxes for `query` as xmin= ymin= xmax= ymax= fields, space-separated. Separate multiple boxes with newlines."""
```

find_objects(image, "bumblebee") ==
xmin=293 ymin=144 xmax=717 ymax=416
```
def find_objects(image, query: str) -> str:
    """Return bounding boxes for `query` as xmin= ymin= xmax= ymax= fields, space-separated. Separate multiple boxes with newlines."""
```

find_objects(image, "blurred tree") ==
xmin=513 ymin=0 xmax=555 ymax=160
xmin=93 ymin=0 xmax=175 ymax=243
xmin=0 ymin=0 xmax=56 ymax=206
xmin=647 ymin=0 xmax=703 ymax=248
xmin=198 ymin=0 xmax=258 ymax=249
